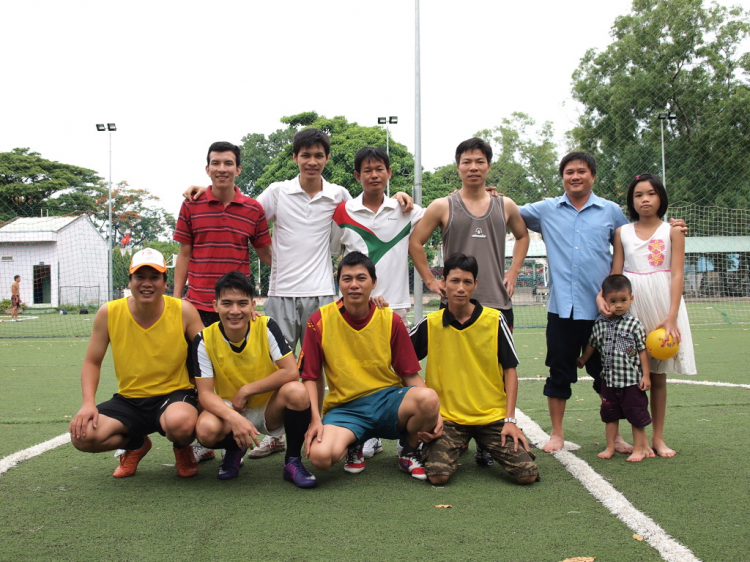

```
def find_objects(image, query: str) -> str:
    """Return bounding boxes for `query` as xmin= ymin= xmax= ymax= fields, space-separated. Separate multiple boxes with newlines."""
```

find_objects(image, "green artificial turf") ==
xmin=1 ymin=326 xmax=748 ymax=561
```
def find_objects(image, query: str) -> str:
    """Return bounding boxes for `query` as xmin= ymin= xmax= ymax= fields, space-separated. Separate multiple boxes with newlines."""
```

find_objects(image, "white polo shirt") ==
xmin=257 ymin=175 xmax=351 ymax=297
xmin=332 ymin=194 xmax=425 ymax=309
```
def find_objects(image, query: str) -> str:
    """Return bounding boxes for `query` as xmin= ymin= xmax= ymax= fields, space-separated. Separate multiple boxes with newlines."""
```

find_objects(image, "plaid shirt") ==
xmin=588 ymin=312 xmax=647 ymax=388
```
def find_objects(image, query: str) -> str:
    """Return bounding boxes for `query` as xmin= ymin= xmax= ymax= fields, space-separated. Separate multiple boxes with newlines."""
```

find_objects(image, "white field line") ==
xmin=0 ymin=433 xmax=70 ymax=477
xmin=519 ymin=376 xmax=748 ymax=389
xmin=517 ymin=409 xmax=700 ymax=562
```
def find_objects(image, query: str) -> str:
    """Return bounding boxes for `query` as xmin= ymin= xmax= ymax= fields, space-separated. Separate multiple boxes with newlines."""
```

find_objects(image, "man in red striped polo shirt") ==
xmin=174 ymin=141 xmax=272 ymax=327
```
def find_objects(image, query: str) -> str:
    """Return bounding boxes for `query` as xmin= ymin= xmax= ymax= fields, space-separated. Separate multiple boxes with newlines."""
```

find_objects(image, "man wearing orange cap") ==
xmin=69 ymin=248 xmax=206 ymax=478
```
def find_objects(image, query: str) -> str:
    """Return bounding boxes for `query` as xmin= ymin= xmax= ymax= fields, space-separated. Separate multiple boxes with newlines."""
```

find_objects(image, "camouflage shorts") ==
xmin=422 ymin=420 xmax=538 ymax=482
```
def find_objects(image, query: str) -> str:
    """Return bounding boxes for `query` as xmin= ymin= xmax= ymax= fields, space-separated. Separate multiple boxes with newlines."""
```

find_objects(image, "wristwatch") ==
xmin=502 ymin=417 xmax=517 ymax=424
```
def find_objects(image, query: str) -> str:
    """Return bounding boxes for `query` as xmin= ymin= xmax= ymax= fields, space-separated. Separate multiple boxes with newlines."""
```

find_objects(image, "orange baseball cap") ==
xmin=129 ymin=248 xmax=167 ymax=273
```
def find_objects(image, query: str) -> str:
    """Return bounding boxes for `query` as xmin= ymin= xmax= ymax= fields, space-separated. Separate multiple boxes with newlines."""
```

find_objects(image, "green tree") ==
xmin=236 ymin=128 xmax=296 ymax=198
xmin=0 ymin=148 xmax=101 ymax=220
xmin=477 ymin=112 xmax=561 ymax=204
xmin=570 ymin=0 xmax=750 ymax=225
xmin=256 ymin=112 xmax=415 ymax=197
xmin=47 ymin=181 xmax=176 ymax=246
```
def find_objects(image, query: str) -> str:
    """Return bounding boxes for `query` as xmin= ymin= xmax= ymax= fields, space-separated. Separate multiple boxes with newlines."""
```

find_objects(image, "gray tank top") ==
xmin=442 ymin=192 xmax=511 ymax=310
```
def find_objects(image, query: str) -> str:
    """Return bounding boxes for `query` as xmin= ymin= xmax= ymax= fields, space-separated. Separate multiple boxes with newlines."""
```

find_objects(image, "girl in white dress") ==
xmin=611 ymin=174 xmax=696 ymax=458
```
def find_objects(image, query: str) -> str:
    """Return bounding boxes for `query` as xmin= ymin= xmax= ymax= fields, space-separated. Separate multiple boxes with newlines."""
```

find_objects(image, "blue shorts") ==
xmin=322 ymin=386 xmax=413 ymax=443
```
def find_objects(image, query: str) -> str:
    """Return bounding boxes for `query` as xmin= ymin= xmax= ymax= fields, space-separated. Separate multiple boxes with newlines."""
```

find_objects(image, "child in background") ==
xmin=578 ymin=275 xmax=652 ymax=462
xmin=611 ymin=174 xmax=696 ymax=457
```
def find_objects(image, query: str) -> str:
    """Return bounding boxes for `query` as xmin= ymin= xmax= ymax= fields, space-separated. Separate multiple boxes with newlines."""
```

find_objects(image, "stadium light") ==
xmin=96 ymin=122 xmax=116 ymax=301
xmin=377 ymin=115 xmax=398 ymax=197
xmin=657 ymin=112 xmax=677 ymax=190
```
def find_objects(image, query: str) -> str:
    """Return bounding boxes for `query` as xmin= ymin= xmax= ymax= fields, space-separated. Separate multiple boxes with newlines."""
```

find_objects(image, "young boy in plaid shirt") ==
xmin=577 ymin=275 xmax=653 ymax=462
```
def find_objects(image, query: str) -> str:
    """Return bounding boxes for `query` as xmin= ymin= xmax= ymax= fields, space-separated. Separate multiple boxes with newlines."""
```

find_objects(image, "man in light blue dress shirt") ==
xmin=520 ymin=152 xmax=630 ymax=453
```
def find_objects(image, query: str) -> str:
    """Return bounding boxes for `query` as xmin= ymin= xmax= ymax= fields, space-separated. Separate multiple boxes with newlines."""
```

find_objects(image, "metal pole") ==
xmin=413 ymin=0 xmax=423 ymax=323
xmin=386 ymin=125 xmax=390 ymax=198
xmin=108 ymin=132 xmax=113 ymax=301
xmin=660 ymin=118 xmax=666 ymax=189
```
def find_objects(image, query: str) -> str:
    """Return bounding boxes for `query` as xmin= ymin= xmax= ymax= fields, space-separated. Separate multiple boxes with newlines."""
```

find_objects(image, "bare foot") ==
xmin=626 ymin=448 xmax=651 ymax=462
xmin=614 ymin=437 xmax=633 ymax=454
xmin=653 ymin=441 xmax=676 ymax=457
xmin=598 ymin=447 xmax=615 ymax=459
xmin=543 ymin=434 xmax=564 ymax=453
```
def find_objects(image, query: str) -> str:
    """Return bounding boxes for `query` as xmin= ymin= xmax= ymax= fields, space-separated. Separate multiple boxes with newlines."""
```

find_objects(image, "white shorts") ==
xmin=223 ymin=399 xmax=284 ymax=437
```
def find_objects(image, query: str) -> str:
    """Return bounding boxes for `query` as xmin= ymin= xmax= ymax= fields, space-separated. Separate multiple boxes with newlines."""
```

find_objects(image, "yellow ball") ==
xmin=646 ymin=328 xmax=679 ymax=360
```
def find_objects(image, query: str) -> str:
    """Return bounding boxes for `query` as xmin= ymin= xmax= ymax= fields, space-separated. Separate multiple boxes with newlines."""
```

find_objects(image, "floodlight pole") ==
xmin=96 ymin=123 xmax=116 ymax=301
xmin=657 ymin=112 xmax=676 ymax=190
xmin=413 ymin=0 xmax=423 ymax=323
xmin=377 ymin=116 xmax=398 ymax=197
xmin=108 ymin=131 xmax=113 ymax=300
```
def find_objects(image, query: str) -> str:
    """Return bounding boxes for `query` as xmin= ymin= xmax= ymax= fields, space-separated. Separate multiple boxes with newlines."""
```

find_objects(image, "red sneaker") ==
xmin=174 ymin=445 xmax=199 ymax=478
xmin=113 ymin=436 xmax=152 ymax=478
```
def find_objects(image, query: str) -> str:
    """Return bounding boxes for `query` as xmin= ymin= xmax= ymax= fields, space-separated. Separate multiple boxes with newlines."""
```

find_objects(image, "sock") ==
xmin=213 ymin=434 xmax=240 ymax=451
xmin=399 ymin=437 xmax=416 ymax=456
xmin=126 ymin=435 xmax=144 ymax=451
xmin=284 ymin=406 xmax=311 ymax=462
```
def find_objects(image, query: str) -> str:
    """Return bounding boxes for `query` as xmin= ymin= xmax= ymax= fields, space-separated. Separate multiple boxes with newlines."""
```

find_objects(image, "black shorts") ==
xmin=97 ymin=389 xmax=198 ymax=437
xmin=544 ymin=313 xmax=603 ymax=399
xmin=600 ymin=381 xmax=652 ymax=428
xmin=11 ymin=295 xmax=20 ymax=307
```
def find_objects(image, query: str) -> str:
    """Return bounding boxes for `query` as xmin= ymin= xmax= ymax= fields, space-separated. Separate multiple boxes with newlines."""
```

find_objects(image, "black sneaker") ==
xmin=217 ymin=447 xmax=247 ymax=480
xmin=475 ymin=445 xmax=494 ymax=467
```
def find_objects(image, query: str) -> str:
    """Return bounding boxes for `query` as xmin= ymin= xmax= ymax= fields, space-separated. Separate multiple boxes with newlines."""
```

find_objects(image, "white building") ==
xmin=0 ymin=216 xmax=108 ymax=308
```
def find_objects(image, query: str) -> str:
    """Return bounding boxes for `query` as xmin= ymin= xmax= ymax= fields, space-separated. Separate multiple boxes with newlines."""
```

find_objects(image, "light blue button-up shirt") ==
xmin=520 ymin=192 xmax=629 ymax=321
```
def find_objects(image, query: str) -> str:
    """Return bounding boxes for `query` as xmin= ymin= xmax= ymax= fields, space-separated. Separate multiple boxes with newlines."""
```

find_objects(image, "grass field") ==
xmin=1 ymin=325 xmax=748 ymax=561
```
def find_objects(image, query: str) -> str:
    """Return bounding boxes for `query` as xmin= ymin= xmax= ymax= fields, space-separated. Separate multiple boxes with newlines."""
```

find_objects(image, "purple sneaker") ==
xmin=283 ymin=457 xmax=318 ymax=489
xmin=217 ymin=447 xmax=247 ymax=480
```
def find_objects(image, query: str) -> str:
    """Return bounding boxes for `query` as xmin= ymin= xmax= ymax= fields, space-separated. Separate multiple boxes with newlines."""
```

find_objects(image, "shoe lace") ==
xmin=258 ymin=435 xmax=274 ymax=448
xmin=345 ymin=446 xmax=360 ymax=464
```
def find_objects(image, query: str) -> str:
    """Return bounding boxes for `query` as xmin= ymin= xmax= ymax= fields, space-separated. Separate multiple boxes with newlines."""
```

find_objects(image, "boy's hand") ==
xmin=639 ymin=376 xmax=651 ymax=391
xmin=576 ymin=357 xmax=586 ymax=369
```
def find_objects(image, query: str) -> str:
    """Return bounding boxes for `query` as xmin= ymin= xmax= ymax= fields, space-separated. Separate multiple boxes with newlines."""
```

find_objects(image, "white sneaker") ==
xmin=191 ymin=442 xmax=216 ymax=462
xmin=247 ymin=435 xmax=286 ymax=458
xmin=362 ymin=438 xmax=383 ymax=459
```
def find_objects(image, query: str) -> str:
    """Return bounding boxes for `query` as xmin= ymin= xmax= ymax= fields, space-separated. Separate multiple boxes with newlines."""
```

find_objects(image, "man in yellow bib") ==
xmin=69 ymin=248 xmax=205 ymax=478
xmin=192 ymin=271 xmax=316 ymax=487
xmin=300 ymin=251 xmax=442 ymax=481
xmin=410 ymin=253 xmax=538 ymax=485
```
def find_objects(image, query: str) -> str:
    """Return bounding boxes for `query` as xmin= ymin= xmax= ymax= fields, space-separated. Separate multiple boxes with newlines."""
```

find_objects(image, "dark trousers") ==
xmin=544 ymin=313 xmax=602 ymax=400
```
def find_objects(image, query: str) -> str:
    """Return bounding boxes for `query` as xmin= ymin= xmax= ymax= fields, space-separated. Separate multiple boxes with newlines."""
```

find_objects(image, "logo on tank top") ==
xmin=471 ymin=228 xmax=486 ymax=239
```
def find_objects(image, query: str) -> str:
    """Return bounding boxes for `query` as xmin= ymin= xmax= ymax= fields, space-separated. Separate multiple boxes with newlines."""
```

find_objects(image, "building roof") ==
xmin=505 ymin=236 xmax=749 ymax=259
xmin=0 ymin=216 xmax=98 ymax=243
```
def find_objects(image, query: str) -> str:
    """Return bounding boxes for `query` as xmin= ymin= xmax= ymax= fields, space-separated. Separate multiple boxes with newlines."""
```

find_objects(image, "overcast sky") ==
xmin=2 ymin=0 xmax=748 ymax=218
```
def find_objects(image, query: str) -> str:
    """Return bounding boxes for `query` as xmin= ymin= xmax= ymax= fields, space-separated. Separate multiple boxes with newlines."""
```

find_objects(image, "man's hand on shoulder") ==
xmin=668 ymin=217 xmax=688 ymax=235
xmin=183 ymin=185 xmax=208 ymax=201
xmin=393 ymin=191 xmax=414 ymax=213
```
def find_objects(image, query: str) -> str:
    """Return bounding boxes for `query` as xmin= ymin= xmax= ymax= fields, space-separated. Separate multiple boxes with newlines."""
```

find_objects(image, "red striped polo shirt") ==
xmin=174 ymin=186 xmax=271 ymax=311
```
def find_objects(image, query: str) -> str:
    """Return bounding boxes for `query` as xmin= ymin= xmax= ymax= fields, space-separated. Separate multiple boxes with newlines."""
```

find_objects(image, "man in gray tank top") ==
xmin=410 ymin=137 xmax=530 ymax=324
xmin=410 ymin=138 xmax=530 ymax=466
